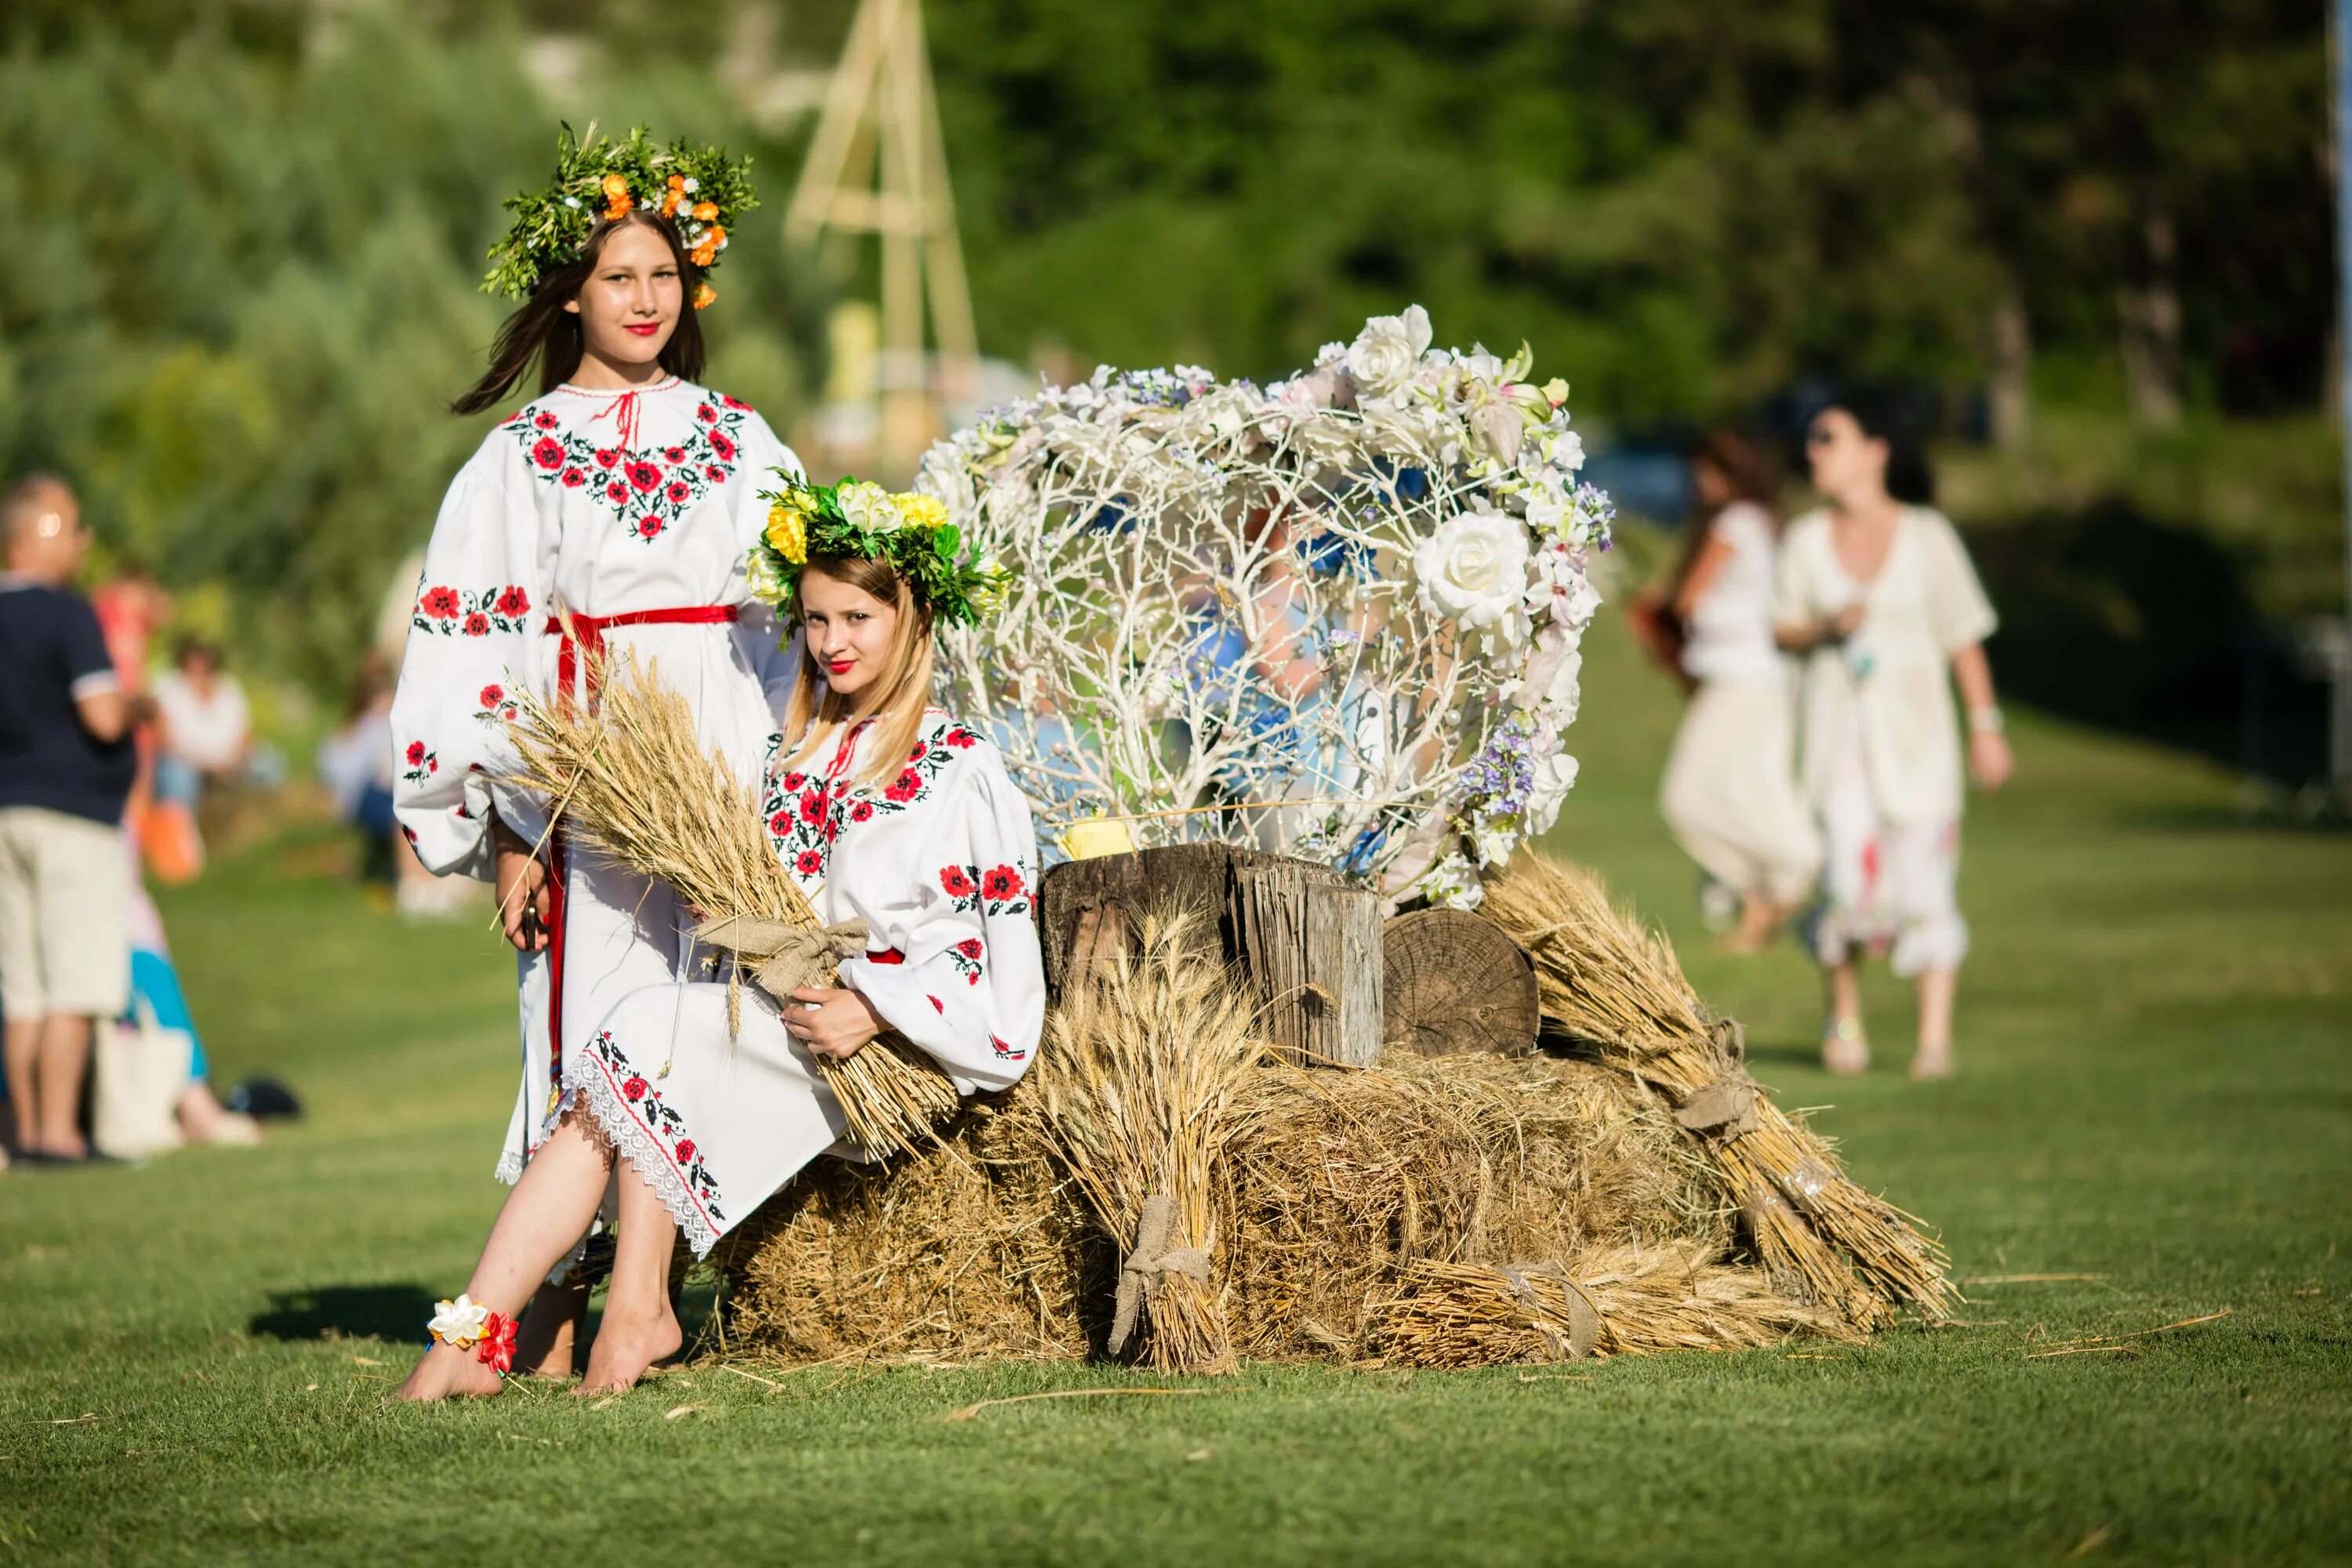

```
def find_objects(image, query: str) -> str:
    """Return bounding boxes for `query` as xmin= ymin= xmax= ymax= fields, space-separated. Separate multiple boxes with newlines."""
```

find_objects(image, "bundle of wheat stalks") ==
xmin=500 ymin=649 xmax=959 ymax=1156
xmin=1480 ymin=851 xmax=1960 ymax=1327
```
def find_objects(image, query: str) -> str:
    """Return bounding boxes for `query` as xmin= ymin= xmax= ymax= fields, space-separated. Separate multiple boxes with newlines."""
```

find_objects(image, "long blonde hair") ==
xmin=778 ymin=554 xmax=938 ymax=792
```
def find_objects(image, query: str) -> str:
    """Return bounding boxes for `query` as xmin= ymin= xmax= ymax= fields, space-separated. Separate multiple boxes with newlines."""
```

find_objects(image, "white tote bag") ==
xmin=93 ymin=1000 xmax=192 ymax=1160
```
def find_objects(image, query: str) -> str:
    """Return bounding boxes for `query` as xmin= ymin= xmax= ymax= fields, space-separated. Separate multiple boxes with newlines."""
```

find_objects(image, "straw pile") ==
xmin=1480 ymin=851 xmax=1959 ymax=1326
xmin=717 ymin=920 xmax=1862 ymax=1369
xmin=501 ymin=648 xmax=960 ymax=1156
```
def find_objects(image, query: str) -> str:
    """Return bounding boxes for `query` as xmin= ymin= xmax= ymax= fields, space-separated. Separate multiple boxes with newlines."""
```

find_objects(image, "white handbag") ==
xmin=93 ymin=1000 xmax=192 ymax=1160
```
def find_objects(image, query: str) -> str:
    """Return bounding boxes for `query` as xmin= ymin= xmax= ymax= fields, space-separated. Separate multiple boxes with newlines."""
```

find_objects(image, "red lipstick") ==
xmin=827 ymin=659 xmax=855 ymax=675
xmin=623 ymin=322 xmax=662 ymax=337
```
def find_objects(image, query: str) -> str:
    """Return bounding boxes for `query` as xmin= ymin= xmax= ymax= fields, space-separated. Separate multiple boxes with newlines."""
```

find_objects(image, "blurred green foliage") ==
xmin=0 ymin=0 xmax=2335 ymax=704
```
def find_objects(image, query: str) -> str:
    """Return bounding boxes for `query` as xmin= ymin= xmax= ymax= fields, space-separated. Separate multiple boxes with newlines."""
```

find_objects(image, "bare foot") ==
xmin=1822 ymin=1016 xmax=1869 ymax=1076
xmin=576 ymin=1305 xmax=683 ymax=1396
xmin=394 ymin=1341 xmax=503 ymax=1402
xmin=1719 ymin=896 xmax=1789 ymax=956
xmin=1908 ymin=1047 xmax=1955 ymax=1080
xmin=514 ymin=1282 xmax=589 ymax=1380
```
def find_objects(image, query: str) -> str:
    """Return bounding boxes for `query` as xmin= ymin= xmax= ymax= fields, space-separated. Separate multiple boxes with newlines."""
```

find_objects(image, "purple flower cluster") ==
xmin=1456 ymin=711 xmax=1541 ymax=818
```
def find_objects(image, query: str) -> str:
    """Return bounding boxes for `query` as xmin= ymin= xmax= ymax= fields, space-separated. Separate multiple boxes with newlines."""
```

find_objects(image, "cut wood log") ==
xmin=1039 ymin=844 xmax=1382 ymax=1067
xmin=1381 ymin=909 xmax=1541 ymax=1057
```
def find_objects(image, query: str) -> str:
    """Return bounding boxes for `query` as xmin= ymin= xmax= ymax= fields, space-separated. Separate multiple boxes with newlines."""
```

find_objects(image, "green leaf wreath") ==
xmin=750 ymin=473 xmax=1007 ymax=630
xmin=482 ymin=123 xmax=759 ymax=302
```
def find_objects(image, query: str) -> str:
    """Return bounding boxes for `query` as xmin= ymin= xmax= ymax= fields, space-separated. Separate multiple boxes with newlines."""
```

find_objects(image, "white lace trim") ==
xmin=493 ymin=1149 xmax=524 ymax=1185
xmin=559 ymin=1053 xmax=727 ymax=1259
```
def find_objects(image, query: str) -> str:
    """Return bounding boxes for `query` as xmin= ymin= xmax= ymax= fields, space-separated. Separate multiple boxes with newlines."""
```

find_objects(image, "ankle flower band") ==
xmin=426 ymin=1294 xmax=519 ymax=1374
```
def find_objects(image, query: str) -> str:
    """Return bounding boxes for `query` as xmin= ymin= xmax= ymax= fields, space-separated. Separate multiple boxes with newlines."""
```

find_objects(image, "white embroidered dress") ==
xmin=390 ymin=376 xmax=803 ymax=1181
xmin=566 ymin=708 xmax=1046 ymax=1256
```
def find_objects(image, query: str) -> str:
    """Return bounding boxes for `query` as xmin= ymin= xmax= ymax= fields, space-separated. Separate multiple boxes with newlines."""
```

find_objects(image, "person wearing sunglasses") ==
xmin=1773 ymin=398 xmax=2012 ymax=1079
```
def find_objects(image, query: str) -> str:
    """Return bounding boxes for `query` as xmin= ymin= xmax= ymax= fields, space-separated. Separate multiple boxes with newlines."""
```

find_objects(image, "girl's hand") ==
xmin=495 ymin=846 xmax=551 ymax=951
xmin=1969 ymin=729 xmax=2014 ymax=792
xmin=783 ymin=986 xmax=885 ymax=1062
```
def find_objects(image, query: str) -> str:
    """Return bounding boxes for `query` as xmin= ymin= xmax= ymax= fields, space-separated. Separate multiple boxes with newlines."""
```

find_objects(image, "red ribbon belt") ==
xmin=543 ymin=603 xmax=739 ymax=700
xmin=536 ymin=602 xmax=740 ymax=1109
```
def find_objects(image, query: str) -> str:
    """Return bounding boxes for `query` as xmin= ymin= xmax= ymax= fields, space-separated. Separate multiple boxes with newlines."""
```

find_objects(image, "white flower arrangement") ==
xmin=426 ymin=1294 xmax=491 ymax=1348
xmin=921 ymin=307 xmax=1613 ymax=909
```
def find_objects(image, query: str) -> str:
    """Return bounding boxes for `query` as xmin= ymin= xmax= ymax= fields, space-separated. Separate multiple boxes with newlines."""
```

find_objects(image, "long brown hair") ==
xmin=1668 ymin=428 xmax=1778 ymax=599
xmin=451 ymin=212 xmax=707 ymax=416
xmin=777 ymin=555 xmax=939 ymax=791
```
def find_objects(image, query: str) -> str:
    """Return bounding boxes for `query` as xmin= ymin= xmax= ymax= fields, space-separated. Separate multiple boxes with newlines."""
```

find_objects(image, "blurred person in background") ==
xmin=320 ymin=652 xmax=456 ymax=913
xmin=0 ymin=474 xmax=146 ymax=1164
xmin=1647 ymin=431 xmax=1820 ymax=951
xmin=151 ymin=637 xmax=252 ymax=813
xmin=1775 ymin=399 xmax=2012 ymax=1079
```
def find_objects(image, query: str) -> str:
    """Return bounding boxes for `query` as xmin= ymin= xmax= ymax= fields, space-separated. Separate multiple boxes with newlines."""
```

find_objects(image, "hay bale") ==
xmin=717 ymin=1050 xmax=1766 ymax=1367
xmin=710 ymin=1103 xmax=1103 ymax=1365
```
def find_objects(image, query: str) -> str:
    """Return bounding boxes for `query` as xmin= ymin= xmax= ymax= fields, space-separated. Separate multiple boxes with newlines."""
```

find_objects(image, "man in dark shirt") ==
xmin=0 ymin=474 xmax=147 ymax=1163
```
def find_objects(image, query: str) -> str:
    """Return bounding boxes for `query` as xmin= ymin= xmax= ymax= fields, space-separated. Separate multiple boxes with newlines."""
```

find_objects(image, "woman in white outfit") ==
xmin=393 ymin=132 xmax=802 ymax=1391
xmin=1656 ymin=432 xmax=1820 ymax=951
xmin=1773 ymin=400 xmax=2013 ymax=1079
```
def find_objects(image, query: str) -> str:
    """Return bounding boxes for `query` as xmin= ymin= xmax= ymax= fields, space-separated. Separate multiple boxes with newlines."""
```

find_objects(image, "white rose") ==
xmin=1345 ymin=304 xmax=1433 ymax=406
xmin=1414 ymin=507 xmax=1530 ymax=632
xmin=1544 ymin=428 xmax=1586 ymax=473
xmin=837 ymin=480 xmax=898 ymax=532
xmin=1526 ymin=750 xmax=1580 ymax=836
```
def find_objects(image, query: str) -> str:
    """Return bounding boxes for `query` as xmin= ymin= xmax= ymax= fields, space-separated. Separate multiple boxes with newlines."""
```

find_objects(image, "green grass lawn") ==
xmin=3 ymin=620 xmax=2349 ymax=1567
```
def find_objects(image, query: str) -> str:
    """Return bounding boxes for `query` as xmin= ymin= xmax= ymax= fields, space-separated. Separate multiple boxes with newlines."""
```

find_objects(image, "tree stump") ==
xmin=1040 ymin=844 xmax=1383 ymax=1067
xmin=1381 ymin=909 xmax=1541 ymax=1057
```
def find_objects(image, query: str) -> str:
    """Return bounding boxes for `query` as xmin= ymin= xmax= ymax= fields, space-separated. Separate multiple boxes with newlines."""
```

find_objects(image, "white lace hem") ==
xmin=558 ymin=1059 xmax=727 ymax=1259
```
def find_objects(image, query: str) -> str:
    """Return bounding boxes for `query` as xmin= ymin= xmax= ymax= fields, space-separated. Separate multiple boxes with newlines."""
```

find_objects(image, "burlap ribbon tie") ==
xmin=694 ymin=913 xmax=871 ymax=1036
xmin=1107 ymin=1192 xmax=1212 ymax=1356
xmin=1501 ymin=1262 xmax=1601 ymax=1361
xmin=1673 ymin=1017 xmax=1760 ymax=1137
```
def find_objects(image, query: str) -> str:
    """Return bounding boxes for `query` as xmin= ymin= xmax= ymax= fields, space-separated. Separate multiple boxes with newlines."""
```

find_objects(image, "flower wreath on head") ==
xmin=482 ymin=122 xmax=759 ymax=309
xmin=749 ymin=472 xmax=1008 ymax=630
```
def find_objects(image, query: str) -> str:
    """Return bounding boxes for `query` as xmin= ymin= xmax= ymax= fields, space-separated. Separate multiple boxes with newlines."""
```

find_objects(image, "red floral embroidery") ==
xmin=510 ymin=390 xmax=752 ymax=543
xmin=928 ymin=996 xmax=945 ymax=1014
xmin=400 ymin=740 xmax=439 ymax=785
xmin=990 ymin=1034 xmax=1027 ymax=1061
xmin=765 ymin=715 xmax=971 ymax=890
xmin=405 ymin=741 xmax=426 ymax=766
xmin=982 ymin=865 xmax=1024 ymax=902
xmin=586 ymin=1031 xmax=725 ymax=1223
xmin=946 ymin=935 xmax=985 ymax=985
xmin=473 ymin=684 xmax=519 ymax=725
xmin=413 ymin=584 xmax=531 ymax=637
xmin=939 ymin=866 xmax=978 ymax=899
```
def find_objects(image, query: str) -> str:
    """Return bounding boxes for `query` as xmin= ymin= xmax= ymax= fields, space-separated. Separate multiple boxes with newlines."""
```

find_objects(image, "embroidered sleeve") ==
xmin=834 ymin=741 xmax=1045 ymax=1092
xmin=388 ymin=432 xmax=556 ymax=880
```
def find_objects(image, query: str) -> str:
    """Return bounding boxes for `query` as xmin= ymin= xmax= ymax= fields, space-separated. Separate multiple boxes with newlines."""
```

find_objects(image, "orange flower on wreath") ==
xmin=691 ymin=226 xmax=724 ymax=267
xmin=691 ymin=281 xmax=717 ymax=310
xmin=662 ymin=173 xmax=688 ymax=218
xmin=601 ymin=172 xmax=633 ymax=220
xmin=691 ymin=201 xmax=718 ymax=223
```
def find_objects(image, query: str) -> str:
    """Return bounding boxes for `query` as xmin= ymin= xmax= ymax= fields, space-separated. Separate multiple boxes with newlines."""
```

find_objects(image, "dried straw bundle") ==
xmin=710 ymin=1102 xmax=1102 ymax=1365
xmin=1481 ymin=851 xmax=1959 ymax=1324
xmin=1008 ymin=911 xmax=1267 ymax=1374
xmin=1372 ymin=1242 xmax=1861 ymax=1367
xmin=501 ymin=648 xmax=960 ymax=1156
xmin=1217 ymin=1052 xmax=1722 ymax=1360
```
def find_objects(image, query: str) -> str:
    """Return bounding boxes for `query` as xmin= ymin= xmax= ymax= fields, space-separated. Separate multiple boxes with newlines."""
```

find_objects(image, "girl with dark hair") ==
xmin=390 ymin=129 xmax=804 ymax=1394
xmin=396 ymin=477 xmax=1043 ymax=1403
xmin=1774 ymin=400 xmax=2012 ymax=1079
xmin=1653 ymin=431 xmax=1820 ymax=951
